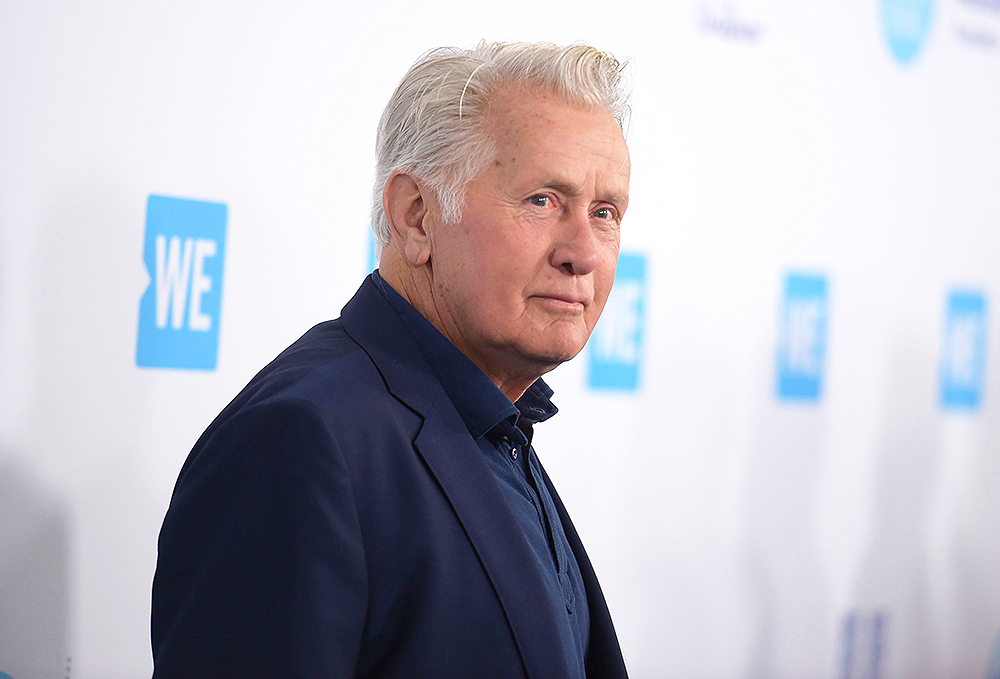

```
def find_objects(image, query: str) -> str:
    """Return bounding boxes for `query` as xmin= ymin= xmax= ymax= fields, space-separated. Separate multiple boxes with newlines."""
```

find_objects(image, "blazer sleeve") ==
xmin=151 ymin=398 xmax=368 ymax=678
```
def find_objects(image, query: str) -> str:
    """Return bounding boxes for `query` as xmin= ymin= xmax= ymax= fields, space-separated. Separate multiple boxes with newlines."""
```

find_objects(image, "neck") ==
xmin=378 ymin=252 xmax=545 ymax=402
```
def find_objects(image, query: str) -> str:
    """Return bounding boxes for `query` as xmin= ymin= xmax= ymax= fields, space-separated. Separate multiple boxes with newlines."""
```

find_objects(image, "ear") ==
xmin=383 ymin=171 xmax=433 ymax=267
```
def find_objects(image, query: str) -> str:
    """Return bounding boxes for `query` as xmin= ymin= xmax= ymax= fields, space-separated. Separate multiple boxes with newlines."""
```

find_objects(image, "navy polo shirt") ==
xmin=372 ymin=271 xmax=590 ymax=677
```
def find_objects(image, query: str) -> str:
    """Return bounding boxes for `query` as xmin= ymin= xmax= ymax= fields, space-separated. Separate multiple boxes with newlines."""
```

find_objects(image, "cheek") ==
xmin=470 ymin=241 xmax=539 ymax=300
xmin=436 ymin=233 xmax=502 ymax=299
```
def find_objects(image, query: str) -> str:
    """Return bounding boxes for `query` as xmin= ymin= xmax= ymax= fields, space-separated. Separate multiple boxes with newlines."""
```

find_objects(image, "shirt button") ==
xmin=509 ymin=447 xmax=518 ymax=461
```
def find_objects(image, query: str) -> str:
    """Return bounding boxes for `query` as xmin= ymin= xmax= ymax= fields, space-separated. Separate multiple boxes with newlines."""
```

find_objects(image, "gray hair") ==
xmin=370 ymin=40 xmax=630 ymax=255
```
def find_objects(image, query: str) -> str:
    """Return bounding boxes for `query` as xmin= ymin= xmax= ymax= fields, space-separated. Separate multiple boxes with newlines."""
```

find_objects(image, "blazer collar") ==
xmin=340 ymin=276 xmax=574 ymax=679
xmin=340 ymin=275 xmax=438 ymax=417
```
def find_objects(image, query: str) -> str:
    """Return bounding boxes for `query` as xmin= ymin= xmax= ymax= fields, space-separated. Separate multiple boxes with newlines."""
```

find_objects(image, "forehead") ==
xmin=482 ymin=88 xmax=631 ymax=194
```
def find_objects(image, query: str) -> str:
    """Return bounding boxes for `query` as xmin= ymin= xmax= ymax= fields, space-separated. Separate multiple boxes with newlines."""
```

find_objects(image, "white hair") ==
xmin=370 ymin=40 xmax=630 ymax=255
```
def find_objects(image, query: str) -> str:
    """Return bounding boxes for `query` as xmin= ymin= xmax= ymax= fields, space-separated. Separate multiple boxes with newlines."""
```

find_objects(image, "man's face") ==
xmin=424 ymin=88 xmax=630 ymax=387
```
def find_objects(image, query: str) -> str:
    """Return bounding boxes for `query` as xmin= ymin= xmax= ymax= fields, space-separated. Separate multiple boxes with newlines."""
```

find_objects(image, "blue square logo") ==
xmin=940 ymin=290 xmax=987 ymax=410
xmin=136 ymin=194 xmax=228 ymax=370
xmin=776 ymin=273 xmax=828 ymax=402
xmin=588 ymin=252 xmax=646 ymax=391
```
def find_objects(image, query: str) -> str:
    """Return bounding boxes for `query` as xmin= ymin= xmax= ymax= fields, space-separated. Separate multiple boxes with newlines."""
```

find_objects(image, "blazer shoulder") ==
xmin=189 ymin=317 xmax=422 ymax=473
xmin=212 ymin=319 xmax=382 ymax=420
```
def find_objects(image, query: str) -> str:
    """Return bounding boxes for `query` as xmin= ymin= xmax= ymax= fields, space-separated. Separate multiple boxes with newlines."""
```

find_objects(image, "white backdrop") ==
xmin=2 ymin=0 xmax=999 ymax=677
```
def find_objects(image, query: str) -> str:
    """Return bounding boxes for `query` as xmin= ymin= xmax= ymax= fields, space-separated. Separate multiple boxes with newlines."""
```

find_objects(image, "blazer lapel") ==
xmin=341 ymin=277 xmax=572 ymax=679
xmin=413 ymin=398 xmax=571 ymax=679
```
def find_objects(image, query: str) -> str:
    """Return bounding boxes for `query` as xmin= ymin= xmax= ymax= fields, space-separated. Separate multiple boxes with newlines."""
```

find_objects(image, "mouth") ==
xmin=531 ymin=294 xmax=587 ymax=313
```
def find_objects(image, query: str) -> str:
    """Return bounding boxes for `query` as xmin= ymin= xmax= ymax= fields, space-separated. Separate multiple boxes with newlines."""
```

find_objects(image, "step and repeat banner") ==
xmin=1 ymin=0 xmax=999 ymax=677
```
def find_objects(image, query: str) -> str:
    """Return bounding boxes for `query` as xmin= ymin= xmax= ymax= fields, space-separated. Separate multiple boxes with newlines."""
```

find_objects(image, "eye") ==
xmin=592 ymin=206 xmax=616 ymax=221
xmin=528 ymin=195 xmax=551 ymax=208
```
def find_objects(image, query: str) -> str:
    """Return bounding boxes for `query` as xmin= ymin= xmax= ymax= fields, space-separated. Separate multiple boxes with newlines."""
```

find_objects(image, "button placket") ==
xmin=495 ymin=427 xmax=543 ymax=522
xmin=525 ymin=450 xmax=564 ymax=570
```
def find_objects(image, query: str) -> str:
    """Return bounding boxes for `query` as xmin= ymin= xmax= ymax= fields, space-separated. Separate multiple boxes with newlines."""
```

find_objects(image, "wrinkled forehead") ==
xmin=491 ymin=89 xmax=629 ymax=163
xmin=482 ymin=81 xmax=625 ymax=135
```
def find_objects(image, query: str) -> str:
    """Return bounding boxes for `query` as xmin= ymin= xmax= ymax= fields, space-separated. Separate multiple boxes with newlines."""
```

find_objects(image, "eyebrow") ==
xmin=541 ymin=181 xmax=580 ymax=197
xmin=601 ymin=193 xmax=629 ymax=209
xmin=540 ymin=180 xmax=629 ymax=208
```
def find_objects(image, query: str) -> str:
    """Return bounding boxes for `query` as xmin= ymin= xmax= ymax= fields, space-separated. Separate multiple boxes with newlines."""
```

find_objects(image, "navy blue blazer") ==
xmin=151 ymin=276 xmax=628 ymax=678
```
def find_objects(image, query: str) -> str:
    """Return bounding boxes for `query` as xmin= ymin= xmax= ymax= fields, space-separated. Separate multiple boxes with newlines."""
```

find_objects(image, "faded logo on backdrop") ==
xmin=940 ymin=289 xmax=987 ymax=410
xmin=776 ymin=272 xmax=828 ymax=403
xmin=881 ymin=0 xmax=935 ymax=64
xmin=840 ymin=610 xmax=888 ymax=679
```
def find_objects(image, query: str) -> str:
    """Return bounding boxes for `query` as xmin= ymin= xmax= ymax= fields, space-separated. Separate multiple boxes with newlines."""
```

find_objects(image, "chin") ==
xmin=518 ymin=334 xmax=588 ymax=367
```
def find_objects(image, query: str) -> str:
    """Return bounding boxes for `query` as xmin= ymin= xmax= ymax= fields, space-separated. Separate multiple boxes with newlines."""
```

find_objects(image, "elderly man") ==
xmin=151 ymin=41 xmax=631 ymax=678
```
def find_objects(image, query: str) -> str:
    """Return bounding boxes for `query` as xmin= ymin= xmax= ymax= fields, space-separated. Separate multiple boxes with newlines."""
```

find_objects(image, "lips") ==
xmin=545 ymin=294 xmax=587 ymax=305
xmin=531 ymin=294 xmax=588 ymax=311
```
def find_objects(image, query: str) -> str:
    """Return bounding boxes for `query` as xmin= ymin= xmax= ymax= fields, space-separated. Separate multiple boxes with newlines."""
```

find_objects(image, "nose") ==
xmin=550 ymin=209 xmax=599 ymax=276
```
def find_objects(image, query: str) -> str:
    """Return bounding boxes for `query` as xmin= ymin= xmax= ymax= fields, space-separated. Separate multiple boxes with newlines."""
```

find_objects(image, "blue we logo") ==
xmin=776 ymin=272 xmax=828 ymax=402
xmin=136 ymin=195 xmax=228 ymax=370
xmin=940 ymin=290 xmax=987 ymax=410
xmin=588 ymin=252 xmax=647 ymax=390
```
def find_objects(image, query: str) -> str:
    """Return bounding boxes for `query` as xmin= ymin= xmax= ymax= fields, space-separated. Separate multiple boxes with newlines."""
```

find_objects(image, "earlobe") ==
xmin=383 ymin=172 xmax=432 ymax=267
